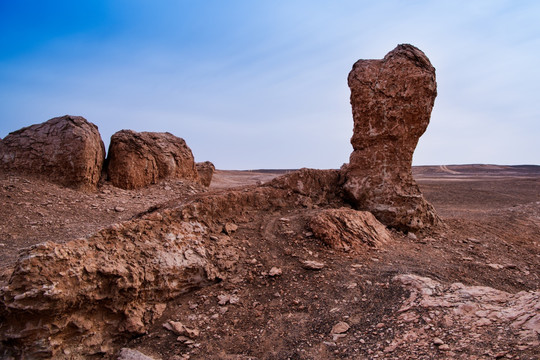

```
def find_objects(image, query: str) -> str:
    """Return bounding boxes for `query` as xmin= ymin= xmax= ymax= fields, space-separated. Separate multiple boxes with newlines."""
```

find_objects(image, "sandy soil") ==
xmin=1 ymin=165 xmax=539 ymax=359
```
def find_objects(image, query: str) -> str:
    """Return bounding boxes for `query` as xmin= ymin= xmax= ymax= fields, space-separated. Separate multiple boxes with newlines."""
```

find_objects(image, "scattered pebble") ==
xmin=301 ymin=260 xmax=325 ymax=270
xmin=163 ymin=321 xmax=199 ymax=339
xmin=331 ymin=321 xmax=350 ymax=335
xmin=433 ymin=337 xmax=444 ymax=346
xmin=269 ymin=267 xmax=282 ymax=277
xmin=217 ymin=294 xmax=240 ymax=305
xmin=222 ymin=222 xmax=238 ymax=235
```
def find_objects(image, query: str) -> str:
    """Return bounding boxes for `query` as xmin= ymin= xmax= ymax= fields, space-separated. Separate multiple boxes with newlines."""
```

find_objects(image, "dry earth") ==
xmin=1 ymin=165 xmax=540 ymax=359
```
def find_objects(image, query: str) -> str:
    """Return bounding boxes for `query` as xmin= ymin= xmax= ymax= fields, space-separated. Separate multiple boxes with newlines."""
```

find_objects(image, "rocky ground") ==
xmin=1 ymin=165 xmax=540 ymax=359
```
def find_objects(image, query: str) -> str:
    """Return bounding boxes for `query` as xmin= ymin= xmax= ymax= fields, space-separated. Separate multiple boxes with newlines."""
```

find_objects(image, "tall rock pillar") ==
xmin=342 ymin=44 xmax=439 ymax=231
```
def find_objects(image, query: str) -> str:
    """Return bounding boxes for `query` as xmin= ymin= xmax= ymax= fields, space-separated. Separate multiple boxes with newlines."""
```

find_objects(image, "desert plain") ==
xmin=1 ymin=164 xmax=539 ymax=359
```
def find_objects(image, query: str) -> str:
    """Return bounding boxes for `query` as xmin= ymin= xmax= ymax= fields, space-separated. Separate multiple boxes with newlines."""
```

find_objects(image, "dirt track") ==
xmin=1 ymin=165 xmax=539 ymax=359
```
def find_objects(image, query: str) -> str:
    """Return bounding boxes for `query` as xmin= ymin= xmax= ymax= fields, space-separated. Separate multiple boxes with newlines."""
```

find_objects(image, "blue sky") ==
xmin=1 ymin=1 xmax=539 ymax=169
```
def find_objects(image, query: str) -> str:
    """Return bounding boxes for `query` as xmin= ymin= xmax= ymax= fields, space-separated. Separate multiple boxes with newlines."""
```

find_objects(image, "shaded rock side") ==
xmin=309 ymin=208 xmax=392 ymax=252
xmin=342 ymin=44 xmax=439 ymax=231
xmin=106 ymin=130 xmax=199 ymax=189
xmin=0 ymin=115 xmax=105 ymax=190
xmin=196 ymin=161 xmax=215 ymax=187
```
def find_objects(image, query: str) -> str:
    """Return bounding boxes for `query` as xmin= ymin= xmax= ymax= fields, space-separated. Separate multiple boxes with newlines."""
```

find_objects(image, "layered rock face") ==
xmin=342 ymin=44 xmax=438 ymax=231
xmin=196 ymin=161 xmax=216 ymax=187
xmin=0 ymin=115 xmax=105 ymax=190
xmin=106 ymin=130 xmax=199 ymax=189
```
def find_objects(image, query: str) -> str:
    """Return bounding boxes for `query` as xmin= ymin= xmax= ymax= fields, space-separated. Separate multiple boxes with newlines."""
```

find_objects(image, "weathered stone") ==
xmin=223 ymin=222 xmax=238 ymax=235
xmin=118 ymin=348 xmax=156 ymax=360
xmin=331 ymin=321 xmax=350 ymax=334
xmin=309 ymin=208 xmax=392 ymax=252
xmin=0 ymin=115 xmax=105 ymax=190
xmin=163 ymin=321 xmax=200 ymax=339
xmin=394 ymin=274 xmax=540 ymax=341
xmin=267 ymin=168 xmax=342 ymax=206
xmin=301 ymin=260 xmax=325 ymax=270
xmin=106 ymin=130 xmax=199 ymax=189
xmin=269 ymin=267 xmax=282 ymax=276
xmin=342 ymin=44 xmax=439 ymax=231
xmin=0 ymin=215 xmax=224 ymax=358
xmin=196 ymin=161 xmax=215 ymax=187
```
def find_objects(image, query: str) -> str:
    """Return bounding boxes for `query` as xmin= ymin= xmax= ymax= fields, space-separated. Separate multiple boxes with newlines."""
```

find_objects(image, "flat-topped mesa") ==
xmin=342 ymin=44 xmax=439 ymax=231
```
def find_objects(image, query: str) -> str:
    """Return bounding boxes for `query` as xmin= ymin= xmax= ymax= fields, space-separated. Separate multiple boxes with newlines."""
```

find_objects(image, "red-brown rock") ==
xmin=0 ymin=115 xmax=105 ymax=190
xmin=196 ymin=161 xmax=215 ymax=187
xmin=106 ymin=130 xmax=199 ymax=189
xmin=342 ymin=44 xmax=439 ymax=231
xmin=309 ymin=208 xmax=392 ymax=252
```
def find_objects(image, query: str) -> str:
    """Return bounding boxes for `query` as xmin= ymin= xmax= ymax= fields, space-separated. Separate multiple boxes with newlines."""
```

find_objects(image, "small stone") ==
xmin=487 ymin=263 xmax=504 ymax=270
xmin=217 ymin=294 xmax=240 ymax=305
xmin=331 ymin=321 xmax=350 ymax=334
xmin=114 ymin=206 xmax=125 ymax=212
xmin=301 ymin=260 xmax=325 ymax=270
xmin=118 ymin=348 xmax=156 ymax=360
xmin=408 ymin=232 xmax=418 ymax=240
xmin=163 ymin=321 xmax=199 ymax=339
xmin=438 ymin=344 xmax=450 ymax=351
xmin=433 ymin=338 xmax=444 ymax=346
xmin=223 ymin=223 xmax=238 ymax=235
xmin=269 ymin=267 xmax=282 ymax=277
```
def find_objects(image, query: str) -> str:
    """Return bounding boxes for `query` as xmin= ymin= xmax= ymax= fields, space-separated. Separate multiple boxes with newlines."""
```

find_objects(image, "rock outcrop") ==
xmin=106 ymin=130 xmax=199 ymax=189
xmin=0 ymin=212 xmax=226 ymax=358
xmin=196 ymin=161 xmax=215 ymax=187
xmin=309 ymin=208 xmax=392 ymax=252
xmin=0 ymin=115 xmax=105 ymax=190
xmin=267 ymin=168 xmax=342 ymax=206
xmin=394 ymin=274 xmax=540 ymax=345
xmin=342 ymin=44 xmax=439 ymax=231
xmin=0 ymin=168 xmax=345 ymax=358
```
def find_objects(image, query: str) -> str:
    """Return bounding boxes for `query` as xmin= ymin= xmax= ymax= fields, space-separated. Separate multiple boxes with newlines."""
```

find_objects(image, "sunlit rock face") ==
xmin=342 ymin=44 xmax=439 ymax=231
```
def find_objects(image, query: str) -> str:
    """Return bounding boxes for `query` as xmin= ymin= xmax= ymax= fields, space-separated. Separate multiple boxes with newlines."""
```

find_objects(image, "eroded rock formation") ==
xmin=196 ymin=161 xmax=216 ymax=187
xmin=0 ymin=115 xmax=105 ymax=190
xmin=0 ymin=168 xmax=346 ymax=358
xmin=342 ymin=44 xmax=439 ymax=231
xmin=0 ymin=211 xmax=225 ymax=358
xmin=106 ymin=130 xmax=199 ymax=189
xmin=309 ymin=208 xmax=392 ymax=252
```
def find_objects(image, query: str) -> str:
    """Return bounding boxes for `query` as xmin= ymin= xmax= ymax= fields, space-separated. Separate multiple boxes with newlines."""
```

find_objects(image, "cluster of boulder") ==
xmin=0 ymin=44 xmax=443 ymax=358
xmin=0 ymin=116 xmax=215 ymax=190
